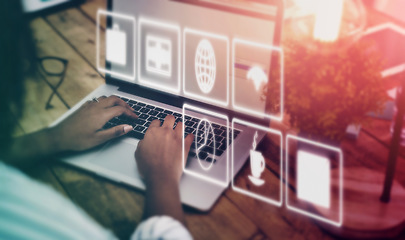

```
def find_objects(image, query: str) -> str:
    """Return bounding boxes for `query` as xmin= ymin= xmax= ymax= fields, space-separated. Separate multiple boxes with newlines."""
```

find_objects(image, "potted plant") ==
xmin=265 ymin=38 xmax=388 ymax=141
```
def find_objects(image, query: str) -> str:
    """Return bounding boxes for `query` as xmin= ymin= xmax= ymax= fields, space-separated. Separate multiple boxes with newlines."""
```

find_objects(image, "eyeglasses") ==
xmin=37 ymin=56 xmax=71 ymax=110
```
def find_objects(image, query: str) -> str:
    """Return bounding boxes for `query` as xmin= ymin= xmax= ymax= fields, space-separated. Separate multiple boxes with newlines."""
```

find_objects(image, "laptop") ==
xmin=52 ymin=0 xmax=283 ymax=211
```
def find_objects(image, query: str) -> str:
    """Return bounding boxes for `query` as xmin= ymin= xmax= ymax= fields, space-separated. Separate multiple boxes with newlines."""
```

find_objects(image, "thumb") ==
xmin=97 ymin=124 xmax=133 ymax=142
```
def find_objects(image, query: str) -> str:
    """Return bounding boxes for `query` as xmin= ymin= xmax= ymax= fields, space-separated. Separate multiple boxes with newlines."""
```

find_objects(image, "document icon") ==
xmin=106 ymin=24 xmax=127 ymax=65
xmin=297 ymin=150 xmax=331 ymax=209
xmin=146 ymin=35 xmax=172 ymax=77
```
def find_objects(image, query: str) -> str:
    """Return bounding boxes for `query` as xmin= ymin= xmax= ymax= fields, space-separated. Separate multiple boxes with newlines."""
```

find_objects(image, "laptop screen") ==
xmin=102 ymin=0 xmax=283 ymax=121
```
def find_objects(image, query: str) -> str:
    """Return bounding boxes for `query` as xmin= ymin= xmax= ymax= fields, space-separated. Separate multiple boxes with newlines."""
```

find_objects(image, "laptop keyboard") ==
xmin=103 ymin=95 xmax=241 ymax=164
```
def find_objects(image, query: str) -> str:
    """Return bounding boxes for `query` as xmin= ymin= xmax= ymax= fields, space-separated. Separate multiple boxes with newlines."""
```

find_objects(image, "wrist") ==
xmin=145 ymin=172 xmax=180 ymax=190
xmin=46 ymin=126 xmax=65 ymax=153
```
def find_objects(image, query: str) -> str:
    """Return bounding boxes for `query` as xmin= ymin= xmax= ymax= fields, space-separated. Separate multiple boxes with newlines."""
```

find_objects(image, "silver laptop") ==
xmin=52 ymin=0 xmax=283 ymax=211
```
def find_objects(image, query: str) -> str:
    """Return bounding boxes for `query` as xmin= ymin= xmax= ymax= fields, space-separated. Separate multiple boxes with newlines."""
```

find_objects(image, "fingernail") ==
xmin=124 ymin=125 xmax=133 ymax=133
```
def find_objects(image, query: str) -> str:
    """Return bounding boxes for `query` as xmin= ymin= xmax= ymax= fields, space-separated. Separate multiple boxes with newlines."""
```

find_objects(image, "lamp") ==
xmin=286 ymin=0 xmax=366 ymax=54
xmin=284 ymin=0 xmax=405 ymax=238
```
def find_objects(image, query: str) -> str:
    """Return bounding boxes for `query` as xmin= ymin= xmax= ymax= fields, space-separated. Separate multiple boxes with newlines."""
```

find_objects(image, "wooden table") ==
xmin=17 ymin=0 xmax=405 ymax=239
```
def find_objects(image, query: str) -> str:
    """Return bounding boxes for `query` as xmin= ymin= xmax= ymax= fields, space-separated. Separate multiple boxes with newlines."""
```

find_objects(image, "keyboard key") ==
xmin=135 ymin=119 xmax=146 ymax=125
xmin=173 ymin=113 xmax=182 ymax=118
xmin=191 ymin=118 xmax=199 ymax=122
xmin=127 ymin=130 xmax=144 ymax=140
xmin=218 ymin=143 xmax=227 ymax=151
xmin=188 ymin=151 xmax=196 ymax=158
xmin=148 ymin=116 xmax=158 ymax=122
xmin=214 ymin=128 xmax=223 ymax=135
xmin=198 ymin=151 xmax=208 ymax=160
xmin=185 ymin=127 xmax=194 ymax=133
xmin=149 ymin=110 xmax=159 ymax=116
xmin=208 ymin=140 xmax=215 ymax=148
xmin=206 ymin=157 xmax=216 ymax=163
xmin=128 ymin=100 xmax=138 ymax=105
xmin=134 ymin=125 xmax=146 ymax=132
xmin=185 ymin=116 xmax=191 ymax=120
xmin=139 ymin=114 xmax=148 ymax=120
xmin=139 ymin=108 xmax=150 ymax=114
xmin=155 ymin=107 xmax=164 ymax=112
xmin=214 ymin=149 xmax=224 ymax=157
xmin=215 ymin=135 xmax=224 ymax=142
xmin=157 ymin=113 xmax=167 ymax=119
xmin=163 ymin=110 xmax=173 ymax=115
xmin=133 ymin=105 xmax=142 ymax=111
xmin=133 ymin=111 xmax=141 ymax=116
xmin=145 ymin=105 xmax=155 ymax=109
xmin=203 ymin=146 xmax=214 ymax=155
xmin=137 ymin=102 xmax=146 ymax=107
xmin=220 ymin=131 xmax=228 ymax=138
xmin=212 ymin=123 xmax=221 ymax=129
xmin=185 ymin=121 xmax=195 ymax=127
xmin=144 ymin=122 xmax=151 ymax=127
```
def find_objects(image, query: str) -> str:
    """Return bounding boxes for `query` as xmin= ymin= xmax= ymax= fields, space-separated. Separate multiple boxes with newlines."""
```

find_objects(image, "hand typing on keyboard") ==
xmin=52 ymin=95 xmax=138 ymax=151
xmin=135 ymin=115 xmax=194 ymax=184
xmin=134 ymin=115 xmax=194 ymax=224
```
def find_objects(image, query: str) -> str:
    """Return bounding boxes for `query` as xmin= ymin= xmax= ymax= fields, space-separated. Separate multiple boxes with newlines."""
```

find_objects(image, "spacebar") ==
xmin=127 ymin=130 xmax=145 ymax=140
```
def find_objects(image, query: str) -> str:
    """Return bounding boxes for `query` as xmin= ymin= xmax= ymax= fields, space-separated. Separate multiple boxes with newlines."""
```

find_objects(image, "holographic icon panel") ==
xmin=286 ymin=134 xmax=343 ymax=227
xmin=183 ymin=28 xmax=229 ymax=107
xmin=195 ymin=39 xmax=216 ymax=94
xmin=231 ymin=118 xmax=283 ymax=207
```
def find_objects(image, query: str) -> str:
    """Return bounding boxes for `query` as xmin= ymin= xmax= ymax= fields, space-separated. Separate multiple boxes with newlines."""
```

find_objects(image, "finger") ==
xmin=149 ymin=119 xmax=161 ymax=128
xmin=98 ymin=95 xmax=107 ymax=100
xmin=162 ymin=115 xmax=175 ymax=129
xmin=184 ymin=133 xmax=194 ymax=151
xmin=174 ymin=121 xmax=184 ymax=136
xmin=103 ymin=106 xmax=138 ymax=121
xmin=100 ymin=96 xmax=133 ymax=110
xmin=97 ymin=124 xmax=133 ymax=142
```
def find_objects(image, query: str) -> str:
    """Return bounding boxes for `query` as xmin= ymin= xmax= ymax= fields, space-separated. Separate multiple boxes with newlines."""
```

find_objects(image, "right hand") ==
xmin=135 ymin=115 xmax=194 ymax=185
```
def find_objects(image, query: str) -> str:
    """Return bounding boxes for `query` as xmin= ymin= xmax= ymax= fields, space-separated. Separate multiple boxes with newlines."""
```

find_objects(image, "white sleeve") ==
xmin=131 ymin=216 xmax=193 ymax=240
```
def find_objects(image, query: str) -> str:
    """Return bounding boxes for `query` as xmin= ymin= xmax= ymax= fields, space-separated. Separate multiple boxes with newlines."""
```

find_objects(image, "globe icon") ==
xmin=195 ymin=39 xmax=216 ymax=94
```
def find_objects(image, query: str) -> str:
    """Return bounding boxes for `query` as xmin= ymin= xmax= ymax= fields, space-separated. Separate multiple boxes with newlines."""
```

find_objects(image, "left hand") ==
xmin=51 ymin=95 xmax=138 ymax=152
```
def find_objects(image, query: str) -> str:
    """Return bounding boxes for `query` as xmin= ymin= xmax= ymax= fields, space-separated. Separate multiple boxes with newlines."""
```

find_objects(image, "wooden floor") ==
xmin=17 ymin=0 xmax=405 ymax=239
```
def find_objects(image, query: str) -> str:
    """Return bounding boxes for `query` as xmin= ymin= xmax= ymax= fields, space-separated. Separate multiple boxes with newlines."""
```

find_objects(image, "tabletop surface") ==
xmin=17 ymin=0 xmax=405 ymax=239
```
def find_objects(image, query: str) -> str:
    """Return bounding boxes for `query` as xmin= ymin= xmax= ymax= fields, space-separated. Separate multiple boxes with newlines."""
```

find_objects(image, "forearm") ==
xmin=3 ymin=127 xmax=62 ymax=167
xmin=143 ymin=176 xmax=185 ymax=225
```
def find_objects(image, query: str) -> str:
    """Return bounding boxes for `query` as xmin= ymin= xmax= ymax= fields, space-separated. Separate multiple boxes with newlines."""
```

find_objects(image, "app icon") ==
xmin=146 ymin=35 xmax=172 ymax=77
xmin=195 ymin=39 xmax=216 ymax=94
xmin=247 ymin=66 xmax=267 ymax=92
xmin=297 ymin=150 xmax=331 ymax=208
xmin=248 ymin=131 xmax=265 ymax=186
xmin=195 ymin=119 xmax=216 ymax=171
xmin=106 ymin=24 xmax=127 ymax=65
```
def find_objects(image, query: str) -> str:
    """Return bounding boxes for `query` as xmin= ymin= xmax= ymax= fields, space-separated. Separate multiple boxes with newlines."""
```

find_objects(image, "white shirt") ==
xmin=0 ymin=162 xmax=192 ymax=240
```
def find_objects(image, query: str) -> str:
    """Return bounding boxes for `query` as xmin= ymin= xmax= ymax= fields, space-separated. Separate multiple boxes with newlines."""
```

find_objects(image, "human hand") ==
xmin=52 ymin=96 xmax=138 ymax=152
xmin=135 ymin=115 xmax=194 ymax=185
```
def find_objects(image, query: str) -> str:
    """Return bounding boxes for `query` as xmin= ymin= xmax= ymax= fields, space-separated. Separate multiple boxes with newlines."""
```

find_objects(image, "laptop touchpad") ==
xmin=87 ymin=138 xmax=142 ymax=180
